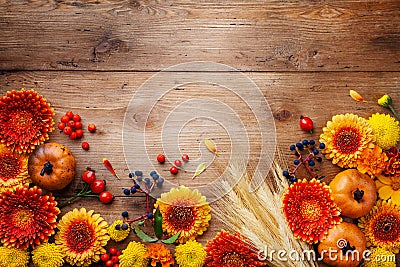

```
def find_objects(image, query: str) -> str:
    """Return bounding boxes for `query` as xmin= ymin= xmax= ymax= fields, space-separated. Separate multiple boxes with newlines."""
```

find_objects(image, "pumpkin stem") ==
xmin=40 ymin=161 xmax=53 ymax=176
xmin=341 ymin=241 xmax=356 ymax=253
xmin=353 ymin=188 xmax=364 ymax=203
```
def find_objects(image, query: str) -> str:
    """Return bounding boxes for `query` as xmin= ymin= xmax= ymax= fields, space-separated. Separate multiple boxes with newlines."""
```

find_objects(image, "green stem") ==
xmin=58 ymin=184 xmax=94 ymax=209
xmin=389 ymin=105 xmax=400 ymax=122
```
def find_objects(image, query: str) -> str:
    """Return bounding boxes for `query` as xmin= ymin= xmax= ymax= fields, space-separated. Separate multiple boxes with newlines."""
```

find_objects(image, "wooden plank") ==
xmin=0 ymin=0 xmax=399 ymax=71
xmin=1 ymin=70 xmax=398 ymax=190
xmin=1 ymin=71 xmax=399 ymax=266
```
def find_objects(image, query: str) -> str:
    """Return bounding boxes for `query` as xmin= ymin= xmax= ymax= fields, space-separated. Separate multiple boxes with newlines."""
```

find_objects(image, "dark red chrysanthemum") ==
xmin=0 ymin=89 xmax=54 ymax=154
xmin=0 ymin=184 xmax=59 ymax=249
xmin=282 ymin=178 xmax=342 ymax=244
xmin=205 ymin=230 xmax=265 ymax=267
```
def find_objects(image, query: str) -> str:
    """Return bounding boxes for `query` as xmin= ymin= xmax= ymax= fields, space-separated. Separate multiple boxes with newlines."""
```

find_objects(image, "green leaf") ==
xmin=134 ymin=226 xmax=158 ymax=243
xmin=192 ymin=162 xmax=207 ymax=179
xmin=161 ymin=231 xmax=181 ymax=244
xmin=154 ymin=208 xmax=163 ymax=239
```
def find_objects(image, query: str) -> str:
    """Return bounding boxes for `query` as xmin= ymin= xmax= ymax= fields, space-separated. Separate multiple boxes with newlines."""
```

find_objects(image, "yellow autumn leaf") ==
xmin=192 ymin=162 xmax=207 ymax=179
xmin=204 ymin=139 xmax=218 ymax=156
xmin=349 ymin=90 xmax=366 ymax=102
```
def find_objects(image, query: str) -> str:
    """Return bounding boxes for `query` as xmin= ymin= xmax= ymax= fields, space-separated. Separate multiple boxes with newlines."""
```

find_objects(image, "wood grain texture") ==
xmin=0 ymin=0 xmax=399 ymax=71
xmin=1 ymin=1 xmax=400 ymax=266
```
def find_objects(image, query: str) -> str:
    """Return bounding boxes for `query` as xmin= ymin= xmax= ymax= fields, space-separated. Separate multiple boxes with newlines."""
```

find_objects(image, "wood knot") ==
xmin=274 ymin=109 xmax=292 ymax=121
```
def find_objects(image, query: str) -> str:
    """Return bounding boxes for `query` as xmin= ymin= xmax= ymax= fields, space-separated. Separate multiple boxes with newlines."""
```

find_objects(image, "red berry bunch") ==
xmin=58 ymin=111 xmax=83 ymax=140
xmin=101 ymin=247 xmax=121 ymax=267
xmin=58 ymin=111 xmax=97 ymax=150
xmin=157 ymin=153 xmax=190 ymax=175
xmin=81 ymin=168 xmax=114 ymax=204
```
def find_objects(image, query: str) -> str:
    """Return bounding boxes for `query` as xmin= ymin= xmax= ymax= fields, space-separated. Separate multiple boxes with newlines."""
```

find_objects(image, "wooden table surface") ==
xmin=1 ymin=1 xmax=399 ymax=266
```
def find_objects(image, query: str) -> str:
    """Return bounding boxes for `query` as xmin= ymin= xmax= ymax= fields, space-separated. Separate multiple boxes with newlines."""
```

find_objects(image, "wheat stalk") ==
xmin=211 ymin=150 xmax=317 ymax=267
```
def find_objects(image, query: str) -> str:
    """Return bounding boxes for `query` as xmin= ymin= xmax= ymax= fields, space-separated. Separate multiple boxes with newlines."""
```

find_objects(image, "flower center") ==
xmin=0 ymin=153 xmax=21 ymax=181
xmin=334 ymin=127 xmax=361 ymax=154
xmin=168 ymin=206 xmax=195 ymax=230
xmin=66 ymin=221 xmax=94 ymax=253
xmin=300 ymin=199 xmax=322 ymax=222
xmin=12 ymin=208 xmax=34 ymax=230
xmin=222 ymin=252 xmax=245 ymax=267
xmin=9 ymin=110 xmax=34 ymax=133
xmin=373 ymin=214 xmax=400 ymax=242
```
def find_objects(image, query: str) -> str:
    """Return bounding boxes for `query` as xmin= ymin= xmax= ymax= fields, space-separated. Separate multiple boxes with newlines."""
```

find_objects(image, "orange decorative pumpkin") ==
xmin=318 ymin=222 xmax=367 ymax=267
xmin=28 ymin=142 xmax=76 ymax=191
xmin=330 ymin=169 xmax=376 ymax=219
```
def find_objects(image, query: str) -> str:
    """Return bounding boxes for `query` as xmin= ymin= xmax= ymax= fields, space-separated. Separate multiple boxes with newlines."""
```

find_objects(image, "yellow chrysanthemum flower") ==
xmin=357 ymin=145 xmax=388 ymax=178
xmin=119 ymin=241 xmax=148 ymax=267
xmin=367 ymin=113 xmax=400 ymax=150
xmin=0 ymin=246 xmax=29 ymax=267
xmin=359 ymin=200 xmax=400 ymax=253
xmin=154 ymin=185 xmax=211 ymax=243
xmin=175 ymin=240 xmax=207 ymax=267
xmin=107 ymin=220 xmax=130 ymax=242
xmin=32 ymin=243 xmax=64 ymax=267
xmin=55 ymin=207 xmax=110 ymax=267
xmin=0 ymin=144 xmax=30 ymax=193
xmin=376 ymin=175 xmax=400 ymax=205
xmin=378 ymin=94 xmax=392 ymax=108
xmin=362 ymin=247 xmax=396 ymax=267
xmin=145 ymin=243 xmax=174 ymax=267
xmin=320 ymin=113 xmax=374 ymax=168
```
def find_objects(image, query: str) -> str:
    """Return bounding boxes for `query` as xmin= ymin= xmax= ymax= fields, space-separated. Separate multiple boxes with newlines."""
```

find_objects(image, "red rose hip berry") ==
xmin=88 ymin=124 xmax=96 ymax=133
xmin=82 ymin=169 xmax=96 ymax=184
xmin=61 ymin=115 xmax=70 ymax=123
xmin=72 ymin=114 xmax=81 ymax=122
xmin=182 ymin=154 xmax=189 ymax=162
xmin=157 ymin=154 xmax=166 ymax=163
xmin=174 ymin=159 xmax=182 ymax=167
xmin=57 ymin=122 xmax=66 ymax=130
xmin=90 ymin=180 xmax=106 ymax=194
xmin=99 ymin=191 xmax=114 ymax=204
xmin=63 ymin=126 xmax=72 ymax=135
xmin=101 ymin=254 xmax=110 ymax=262
xmin=66 ymin=111 xmax=74 ymax=119
xmin=170 ymin=166 xmax=179 ymax=175
xmin=299 ymin=116 xmax=314 ymax=133
xmin=81 ymin=142 xmax=90 ymax=150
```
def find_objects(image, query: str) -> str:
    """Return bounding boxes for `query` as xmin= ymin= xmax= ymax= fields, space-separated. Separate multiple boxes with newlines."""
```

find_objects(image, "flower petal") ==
xmin=378 ymin=186 xmax=394 ymax=200
xmin=377 ymin=175 xmax=393 ymax=185
xmin=391 ymin=192 xmax=400 ymax=206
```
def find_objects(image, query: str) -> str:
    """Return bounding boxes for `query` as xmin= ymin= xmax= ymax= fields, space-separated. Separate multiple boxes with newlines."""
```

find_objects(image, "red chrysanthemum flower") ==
xmin=0 ymin=184 xmax=59 ymax=248
xmin=384 ymin=147 xmax=400 ymax=176
xmin=282 ymin=178 xmax=342 ymax=244
xmin=0 ymin=144 xmax=30 ymax=193
xmin=0 ymin=89 xmax=55 ymax=154
xmin=205 ymin=230 xmax=265 ymax=267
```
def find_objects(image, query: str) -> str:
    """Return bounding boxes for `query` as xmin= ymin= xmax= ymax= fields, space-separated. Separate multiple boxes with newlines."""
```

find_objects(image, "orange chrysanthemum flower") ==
xmin=145 ymin=243 xmax=174 ymax=267
xmin=356 ymin=145 xmax=388 ymax=178
xmin=319 ymin=113 xmax=374 ymax=168
xmin=55 ymin=208 xmax=110 ymax=267
xmin=358 ymin=200 xmax=400 ymax=253
xmin=282 ymin=178 xmax=342 ymax=244
xmin=0 ymin=144 xmax=30 ymax=193
xmin=205 ymin=230 xmax=265 ymax=267
xmin=154 ymin=185 xmax=211 ymax=243
xmin=0 ymin=89 xmax=55 ymax=154
xmin=0 ymin=184 xmax=59 ymax=249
